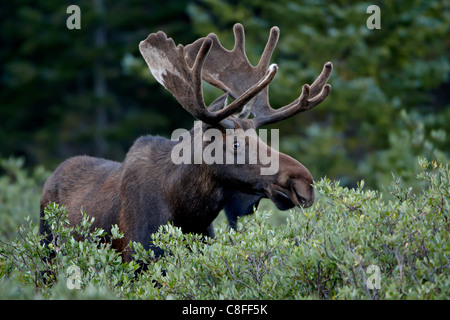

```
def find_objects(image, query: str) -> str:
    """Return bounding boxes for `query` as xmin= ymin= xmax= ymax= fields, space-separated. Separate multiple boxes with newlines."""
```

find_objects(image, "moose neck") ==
xmin=152 ymin=137 xmax=226 ymax=233
xmin=166 ymin=161 xmax=225 ymax=234
xmin=121 ymin=135 xmax=225 ymax=234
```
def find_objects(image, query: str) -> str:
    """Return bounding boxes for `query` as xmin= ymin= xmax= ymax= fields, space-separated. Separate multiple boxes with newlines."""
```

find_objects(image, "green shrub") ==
xmin=0 ymin=157 xmax=448 ymax=299
xmin=135 ymin=158 xmax=449 ymax=299
xmin=0 ymin=157 xmax=49 ymax=240
xmin=0 ymin=202 xmax=139 ymax=299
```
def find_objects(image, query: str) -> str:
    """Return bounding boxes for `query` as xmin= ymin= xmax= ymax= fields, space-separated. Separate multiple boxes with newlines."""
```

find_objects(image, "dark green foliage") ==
xmin=0 ymin=157 xmax=49 ymax=241
xmin=1 ymin=157 xmax=448 ymax=299
xmin=0 ymin=1 xmax=195 ymax=167
xmin=0 ymin=201 xmax=138 ymax=299
xmin=133 ymin=158 xmax=449 ymax=300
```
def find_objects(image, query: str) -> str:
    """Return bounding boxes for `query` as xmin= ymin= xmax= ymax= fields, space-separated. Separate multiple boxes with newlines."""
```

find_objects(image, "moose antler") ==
xmin=139 ymin=31 xmax=278 ymax=127
xmin=184 ymin=23 xmax=332 ymax=128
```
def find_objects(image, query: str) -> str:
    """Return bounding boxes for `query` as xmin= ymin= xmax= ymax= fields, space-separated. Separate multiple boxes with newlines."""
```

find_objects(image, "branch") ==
xmin=221 ymin=257 xmax=251 ymax=290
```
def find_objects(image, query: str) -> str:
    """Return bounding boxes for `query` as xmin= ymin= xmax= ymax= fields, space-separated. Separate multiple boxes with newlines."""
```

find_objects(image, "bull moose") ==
xmin=40 ymin=24 xmax=332 ymax=262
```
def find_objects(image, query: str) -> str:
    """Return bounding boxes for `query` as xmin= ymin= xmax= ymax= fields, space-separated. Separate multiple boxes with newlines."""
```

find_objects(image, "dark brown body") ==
xmin=40 ymin=122 xmax=314 ymax=262
xmin=40 ymin=135 xmax=219 ymax=261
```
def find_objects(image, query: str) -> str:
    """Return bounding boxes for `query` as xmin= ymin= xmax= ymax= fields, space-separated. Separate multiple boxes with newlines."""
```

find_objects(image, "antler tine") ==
xmin=189 ymin=37 xmax=214 ymax=119
xmin=139 ymin=30 xmax=276 ymax=127
xmin=257 ymin=26 xmax=280 ymax=70
xmin=232 ymin=23 xmax=247 ymax=57
xmin=309 ymin=62 xmax=333 ymax=97
xmin=252 ymin=62 xmax=333 ymax=127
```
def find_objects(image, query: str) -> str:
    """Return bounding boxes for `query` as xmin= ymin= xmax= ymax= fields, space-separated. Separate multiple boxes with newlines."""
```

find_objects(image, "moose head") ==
xmin=40 ymin=24 xmax=332 ymax=261
xmin=139 ymin=23 xmax=332 ymax=222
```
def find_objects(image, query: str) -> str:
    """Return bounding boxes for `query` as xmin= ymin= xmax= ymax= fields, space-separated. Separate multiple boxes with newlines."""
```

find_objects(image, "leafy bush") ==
xmin=0 ymin=157 xmax=49 ymax=240
xmin=135 ymin=158 xmax=449 ymax=299
xmin=0 ymin=157 xmax=448 ymax=299
xmin=0 ymin=203 xmax=138 ymax=299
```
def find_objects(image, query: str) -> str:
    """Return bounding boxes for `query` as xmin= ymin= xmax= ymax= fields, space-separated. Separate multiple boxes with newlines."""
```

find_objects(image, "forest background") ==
xmin=1 ymin=0 xmax=448 ymax=190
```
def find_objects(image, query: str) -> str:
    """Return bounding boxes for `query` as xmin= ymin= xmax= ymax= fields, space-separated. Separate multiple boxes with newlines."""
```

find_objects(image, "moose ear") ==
xmin=208 ymin=93 xmax=229 ymax=112
xmin=208 ymin=93 xmax=237 ymax=129
xmin=219 ymin=118 xmax=236 ymax=129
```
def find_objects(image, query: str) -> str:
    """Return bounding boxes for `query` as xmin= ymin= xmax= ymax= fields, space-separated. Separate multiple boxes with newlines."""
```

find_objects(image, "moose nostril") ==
xmin=299 ymin=196 xmax=307 ymax=205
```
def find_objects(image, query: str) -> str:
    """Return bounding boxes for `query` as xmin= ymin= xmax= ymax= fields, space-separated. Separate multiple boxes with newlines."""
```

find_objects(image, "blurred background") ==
xmin=0 ymin=0 xmax=449 ymax=192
